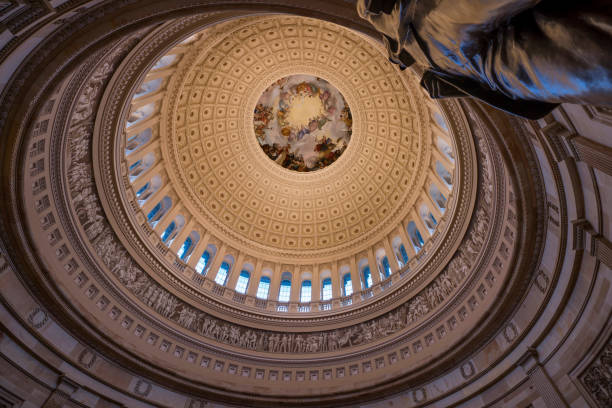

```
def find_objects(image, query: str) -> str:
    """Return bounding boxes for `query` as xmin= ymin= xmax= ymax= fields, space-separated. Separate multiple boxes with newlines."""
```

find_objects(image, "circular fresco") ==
xmin=253 ymin=75 xmax=353 ymax=172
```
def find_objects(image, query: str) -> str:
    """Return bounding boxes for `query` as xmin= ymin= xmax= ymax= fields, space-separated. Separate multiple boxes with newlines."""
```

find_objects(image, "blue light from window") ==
xmin=235 ymin=270 xmax=250 ymax=294
xmin=195 ymin=250 xmax=210 ymax=274
xmin=160 ymin=221 xmax=176 ymax=244
xmin=321 ymin=278 xmax=332 ymax=301
xmin=382 ymin=256 xmax=392 ymax=278
xmin=256 ymin=276 xmax=271 ymax=299
xmin=300 ymin=280 xmax=312 ymax=303
xmin=343 ymin=273 xmax=353 ymax=296
xmin=363 ymin=266 xmax=373 ymax=289
xmin=278 ymin=279 xmax=291 ymax=302
xmin=399 ymin=244 xmax=409 ymax=265
xmin=214 ymin=262 xmax=230 ymax=286
xmin=177 ymin=237 xmax=192 ymax=260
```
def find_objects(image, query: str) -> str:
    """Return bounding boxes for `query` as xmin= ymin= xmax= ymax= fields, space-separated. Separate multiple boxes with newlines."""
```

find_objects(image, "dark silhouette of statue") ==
xmin=357 ymin=0 xmax=612 ymax=119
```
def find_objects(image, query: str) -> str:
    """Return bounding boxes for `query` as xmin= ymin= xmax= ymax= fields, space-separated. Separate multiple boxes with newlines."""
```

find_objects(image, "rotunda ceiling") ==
xmin=158 ymin=16 xmax=439 ymax=257
xmin=106 ymin=15 xmax=474 ymax=319
xmin=0 ymin=6 xmax=557 ymax=407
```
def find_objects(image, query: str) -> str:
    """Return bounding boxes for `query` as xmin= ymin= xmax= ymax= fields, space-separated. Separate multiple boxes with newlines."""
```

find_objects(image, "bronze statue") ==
xmin=357 ymin=0 xmax=612 ymax=119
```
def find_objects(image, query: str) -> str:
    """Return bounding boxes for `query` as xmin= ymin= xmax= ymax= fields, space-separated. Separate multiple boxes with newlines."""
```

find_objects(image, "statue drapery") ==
xmin=358 ymin=0 xmax=612 ymax=119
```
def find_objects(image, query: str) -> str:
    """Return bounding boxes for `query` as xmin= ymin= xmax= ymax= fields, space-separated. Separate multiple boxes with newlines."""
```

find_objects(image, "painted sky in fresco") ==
xmin=254 ymin=75 xmax=352 ymax=172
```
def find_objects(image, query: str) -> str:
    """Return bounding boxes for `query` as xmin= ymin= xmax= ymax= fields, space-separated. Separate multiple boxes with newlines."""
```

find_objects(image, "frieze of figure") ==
xmin=50 ymin=15 xmax=499 ymax=355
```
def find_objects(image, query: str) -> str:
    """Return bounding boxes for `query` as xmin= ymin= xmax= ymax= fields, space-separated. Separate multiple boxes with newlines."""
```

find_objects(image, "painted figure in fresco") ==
xmin=254 ymin=103 xmax=273 ymax=143
xmin=357 ymin=0 xmax=612 ymax=119
xmin=254 ymin=75 xmax=353 ymax=171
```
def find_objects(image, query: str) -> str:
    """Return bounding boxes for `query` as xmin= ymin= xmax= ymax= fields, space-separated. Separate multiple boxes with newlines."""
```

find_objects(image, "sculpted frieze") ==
xmin=580 ymin=338 xmax=612 ymax=407
xmin=21 ymin=14 xmax=501 ymax=356
xmin=64 ymin=73 xmax=494 ymax=353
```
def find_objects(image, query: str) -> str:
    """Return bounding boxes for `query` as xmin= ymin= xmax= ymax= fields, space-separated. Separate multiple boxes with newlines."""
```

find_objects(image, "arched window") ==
xmin=136 ymin=182 xmax=150 ymax=199
xmin=381 ymin=256 xmax=392 ymax=278
xmin=362 ymin=266 xmax=373 ymax=289
xmin=160 ymin=221 xmax=176 ymax=244
xmin=129 ymin=159 xmax=142 ymax=174
xmin=147 ymin=202 xmax=161 ymax=222
xmin=127 ymin=102 xmax=155 ymax=127
xmin=147 ymin=196 xmax=171 ymax=227
xmin=136 ymin=174 xmax=162 ymax=204
xmin=129 ymin=152 xmax=155 ymax=181
xmin=433 ymin=111 xmax=448 ymax=131
xmin=399 ymin=244 xmax=409 ymax=265
xmin=278 ymin=273 xmax=292 ymax=303
xmin=436 ymin=137 xmax=454 ymax=162
xmin=429 ymin=184 xmax=447 ymax=211
xmin=256 ymin=276 xmax=271 ymax=299
xmin=424 ymin=212 xmax=437 ymax=231
xmin=215 ymin=262 xmax=230 ymax=286
xmin=342 ymin=273 xmax=353 ymax=296
xmin=436 ymin=161 xmax=453 ymax=187
xmin=180 ymin=34 xmax=198 ymax=44
xmin=160 ymin=215 xmax=184 ymax=246
xmin=177 ymin=231 xmax=199 ymax=261
xmin=420 ymin=204 xmax=438 ymax=233
xmin=407 ymin=221 xmax=425 ymax=252
xmin=126 ymin=128 xmax=152 ymax=154
xmin=195 ymin=251 xmax=211 ymax=274
xmin=195 ymin=245 xmax=217 ymax=275
xmin=392 ymin=237 xmax=409 ymax=268
xmin=152 ymin=54 xmax=177 ymax=70
xmin=300 ymin=280 xmax=312 ymax=303
xmin=321 ymin=278 xmax=333 ymax=301
xmin=177 ymin=236 xmax=192 ymax=260
xmin=235 ymin=270 xmax=250 ymax=294
xmin=134 ymin=78 xmax=162 ymax=98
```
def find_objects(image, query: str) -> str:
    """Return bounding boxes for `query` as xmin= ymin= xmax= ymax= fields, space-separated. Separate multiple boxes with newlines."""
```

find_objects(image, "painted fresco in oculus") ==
xmin=254 ymin=75 xmax=352 ymax=172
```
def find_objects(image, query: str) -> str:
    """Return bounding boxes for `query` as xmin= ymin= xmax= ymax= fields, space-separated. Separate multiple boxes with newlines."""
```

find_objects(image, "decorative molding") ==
xmin=583 ymin=105 xmax=612 ymax=127
xmin=134 ymin=379 xmax=152 ymax=397
xmin=593 ymin=235 xmax=612 ymax=269
xmin=460 ymin=361 xmax=475 ymax=379
xmin=413 ymin=387 xmax=427 ymax=403
xmin=579 ymin=335 xmax=612 ymax=408
xmin=502 ymin=322 xmax=518 ymax=344
xmin=541 ymin=121 xmax=572 ymax=162
xmin=77 ymin=348 xmax=97 ymax=369
xmin=529 ymin=365 xmax=569 ymax=408
xmin=573 ymin=219 xmax=612 ymax=269
xmin=0 ymin=4 xmax=561 ymax=406
xmin=569 ymin=136 xmax=612 ymax=176
xmin=186 ymin=399 xmax=208 ymax=408
xmin=93 ymin=14 xmax=481 ymax=325
xmin=27 ymin=307 xmax=48 ymax=329
xmin=534 ymin=270 xmax=549 ymax=294
xmin=0 ymin=385 xmax=23 ymax=408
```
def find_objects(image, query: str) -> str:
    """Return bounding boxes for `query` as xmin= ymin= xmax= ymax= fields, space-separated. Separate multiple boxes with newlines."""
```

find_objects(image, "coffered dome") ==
xmin=114 ymin=16 xmax=466 ymax=314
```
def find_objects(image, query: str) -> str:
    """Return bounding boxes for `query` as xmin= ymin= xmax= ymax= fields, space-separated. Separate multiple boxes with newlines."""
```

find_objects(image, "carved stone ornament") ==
xmin=461 ymin=361 xmax=475 ymax=379
xmin=134 ymin=379 xmax=152 ymax=397
xmin=535 ymin=270 xmax=550 ymax=294
xmin=503 ymin=322 xmax=519 ymax=343
xmin=0 ymin=0 xmax=564 ymax=406
xmin=51 ymin=15 xmax=495 ymax=356
xmin=65 ymin=126 xmax=485 ymax=354
xmin=10 ymin=9 xmax=541 ymax=407
xmin=78 ymin=348 xmax=97 ymax=369
xmin=27 ymin=307 xmax=49 ymax=329
xmin=580 ymin=337 xmax=612 ymax=407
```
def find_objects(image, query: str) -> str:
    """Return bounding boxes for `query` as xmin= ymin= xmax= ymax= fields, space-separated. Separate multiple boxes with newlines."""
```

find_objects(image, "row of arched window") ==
xmin=124 ymin=51 xmax=455 ymax=309
xmin=134 ymin=163 xmax=451 ymax=308
xmin=136 ymin=171 xmax=450 ymax=303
